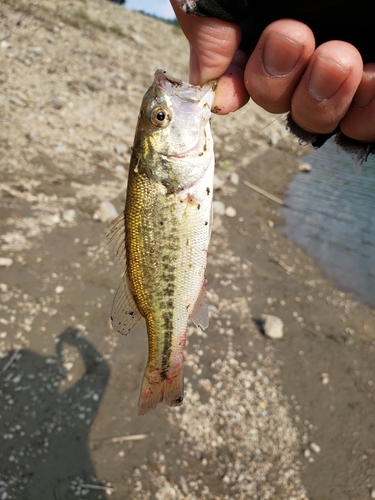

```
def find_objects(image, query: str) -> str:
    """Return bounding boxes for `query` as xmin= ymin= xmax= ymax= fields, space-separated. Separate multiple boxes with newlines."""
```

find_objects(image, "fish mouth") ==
xmin=154 ymin=69 xmax=217 ymax=104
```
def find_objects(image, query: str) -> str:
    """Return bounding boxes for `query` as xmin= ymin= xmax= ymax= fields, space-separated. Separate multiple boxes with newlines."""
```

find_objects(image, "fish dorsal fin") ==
xmin=111 ymin=273 xmax=143 ymax=335
xmin=106 ymin=211 xmax=143 ymax=334
xmin=190 ymin=280 xmax=209 ymax=330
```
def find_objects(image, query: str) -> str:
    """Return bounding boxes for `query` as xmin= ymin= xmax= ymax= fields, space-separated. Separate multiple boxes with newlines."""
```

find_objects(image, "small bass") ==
xmin=107 ymin=70 xmax=216 ymax=415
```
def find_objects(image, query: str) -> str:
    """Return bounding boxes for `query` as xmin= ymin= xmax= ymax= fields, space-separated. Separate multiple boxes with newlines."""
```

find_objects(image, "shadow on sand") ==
xmin=0 ymin=327 xmax=110 ymax=499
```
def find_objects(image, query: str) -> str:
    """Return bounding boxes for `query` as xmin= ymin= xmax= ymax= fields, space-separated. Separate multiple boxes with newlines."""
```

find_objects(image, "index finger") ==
xmin=170 ymin=0 xmax=241 ymax=85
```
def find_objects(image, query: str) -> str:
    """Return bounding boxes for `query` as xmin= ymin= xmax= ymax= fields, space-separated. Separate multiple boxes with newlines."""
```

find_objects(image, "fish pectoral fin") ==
xmin=111 ymin=274 xmax=143 ymax=335
xmin=189 ymin=280 xmax=209 ymax=330
xmin=106 ymin=211 xmax=126 ymax=261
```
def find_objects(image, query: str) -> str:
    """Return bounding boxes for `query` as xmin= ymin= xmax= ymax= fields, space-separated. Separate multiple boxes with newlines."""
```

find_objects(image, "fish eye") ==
xmin=151 ymin=107 xmax=170 ymax=127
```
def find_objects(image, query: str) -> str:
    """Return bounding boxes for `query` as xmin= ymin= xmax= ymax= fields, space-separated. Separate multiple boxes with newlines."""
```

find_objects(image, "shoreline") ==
xmin=212 ymin=118 xmax=375 ymax=498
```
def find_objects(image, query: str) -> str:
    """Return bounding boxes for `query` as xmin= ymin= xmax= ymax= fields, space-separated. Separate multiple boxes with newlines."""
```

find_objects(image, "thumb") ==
xmin=170 ymin=0 xmax=241 ymax=85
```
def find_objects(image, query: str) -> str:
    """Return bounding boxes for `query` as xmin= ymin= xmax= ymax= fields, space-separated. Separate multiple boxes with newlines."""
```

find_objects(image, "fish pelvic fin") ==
xmin=111 ymin=273 xmax=143 ymax=335
xmin=190 ymin=280 xmax=209 ymax=330
xmin=137 ymin=365 xmax=184 ymax=415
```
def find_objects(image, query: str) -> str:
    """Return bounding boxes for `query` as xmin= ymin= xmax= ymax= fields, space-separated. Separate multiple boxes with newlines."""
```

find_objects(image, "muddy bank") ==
xmin=1 ymin=1 xmax=375 ymax=499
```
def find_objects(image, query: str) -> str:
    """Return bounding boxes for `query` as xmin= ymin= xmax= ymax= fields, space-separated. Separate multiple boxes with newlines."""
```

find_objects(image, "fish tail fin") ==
xmin=137 ymin=365 xmax=184 ymax=415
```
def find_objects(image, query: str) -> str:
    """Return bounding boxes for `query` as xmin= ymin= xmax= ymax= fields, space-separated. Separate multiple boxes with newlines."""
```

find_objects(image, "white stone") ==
xmin=262 ymin=314 xmax=284 ymax=339
xmin=63 ymin=209 xmax=76 ymax=223
xmin=55 ymin=286 xmax=64 ymax=294
xmin=213 ymin=174 xmax=225 ymax=190
xmin=310 ymin=442 xmax=321 ymax=454
xmin=0 ymin=40 xmax=10 ymax=50
xmin=298 ymin=162 xmax=311 ymax=173
xmin=213 ymin=201 xmax=225 ymax=215
xmin=229 ymin=172 xmax=240 ymax=185
xmin=225 ymin=206 xmax=236 ymax=218
xmin=95 ymin=201 xmax=118 ymax=223
xmin=0 ymin=258 xmax=13 ymax=267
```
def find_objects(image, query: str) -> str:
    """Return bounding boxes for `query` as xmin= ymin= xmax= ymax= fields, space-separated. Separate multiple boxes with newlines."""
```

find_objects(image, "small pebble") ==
xmin=0 ymin=40 xmax=10 ymax=50
xmin=95 ymin=201 xmax=118 ymax=223
xmin=63 ymin=209 xmax=76 ymax=223
xmin=298 ymin=162 xmax=311 ymax=173
xmin=229 ymin=172 xmax=239 ymax=185
xmin=262 ymin=314 xmax=284 ymax=339
xmin=0 ymin=258 xmax=13 ymax=267
xmin=55 ymin=286 xmax=64 ymax=294
xmin=310 ymin=442 xmax=321 ymax=454
xmin=213 ymin=201 xmax=225 ymax=215
xmin=225 ymin=206 xmax=236 ymax=218
xmin=213 ymin=175 xmax=225 ymax=190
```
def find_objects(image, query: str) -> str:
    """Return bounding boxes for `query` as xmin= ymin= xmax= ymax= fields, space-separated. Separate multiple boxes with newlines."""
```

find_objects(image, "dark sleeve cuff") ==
xmin=286 ymin=114 xmax=375 ymax=165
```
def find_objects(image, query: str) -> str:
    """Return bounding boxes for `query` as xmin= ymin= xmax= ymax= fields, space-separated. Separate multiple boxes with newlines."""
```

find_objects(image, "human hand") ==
xmin=170 ymin=0 xmax=375 ymax=143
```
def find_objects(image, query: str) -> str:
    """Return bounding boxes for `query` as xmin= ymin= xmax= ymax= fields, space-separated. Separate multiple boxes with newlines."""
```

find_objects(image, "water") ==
xmin=280 ymin=139 xmax=375 ymax=307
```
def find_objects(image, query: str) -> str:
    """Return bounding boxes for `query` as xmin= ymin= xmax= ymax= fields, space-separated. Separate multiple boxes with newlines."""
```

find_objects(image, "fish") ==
xmin=107 ymin=69 xmax=216 ymax=415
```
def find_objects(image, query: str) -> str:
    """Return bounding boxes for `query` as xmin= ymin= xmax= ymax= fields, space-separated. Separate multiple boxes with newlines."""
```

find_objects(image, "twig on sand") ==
xmin=80 ymin=483 xmax=115 ymax=492
xmin=2 ymin=348 xmax=20 ymax=373
xmin=92 ymin=433 xmax=148 ymax=443
xmin=243 ymin=180 xmax=285 ymax=206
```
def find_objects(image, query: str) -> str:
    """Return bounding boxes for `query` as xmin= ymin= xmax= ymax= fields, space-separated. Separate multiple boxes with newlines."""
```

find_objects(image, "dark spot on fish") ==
xmin=206 ymin=187 xmax=210 ymax=195
xmin=186 ymin=239 xmax=189 ymax=246
xmin=203 ymin=143 xmax=207 ymax=151
xmin=129 ymin=311 xmax=134 ymax=316
xmin=176 ymin=396 xmax=183 ymax=404
xmin=150 ymin=247 xmax=155 ymax=254
xmin=188 ymin=263 xmax=193 ymax=269
xmin=204 ymin=221 xmax=208 ymax=226
xmin=160 ymin=221 xmax=164 ymax=226
xmin=160 ymin=369 xmax=168 ymax=380
xmin=197 ymin=204 xmax=201 ymax=210
xmin=198 ymin=152 xmax=204 ymax=156
xmin=186 ymin=304 xmax=190 ymax=310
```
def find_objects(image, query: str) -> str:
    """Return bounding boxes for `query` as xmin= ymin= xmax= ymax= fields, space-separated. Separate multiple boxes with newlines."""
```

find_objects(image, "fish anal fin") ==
xmin=138 ymin=365 xmax=184 ymax=415
xmin=190 ymin=280 xmax=209 ymax=330
xmin=111 ymin=273 xmax=143 ymax=335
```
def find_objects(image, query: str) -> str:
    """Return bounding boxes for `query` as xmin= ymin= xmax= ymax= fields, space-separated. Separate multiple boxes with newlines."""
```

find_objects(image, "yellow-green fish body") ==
xmin=107 ymin=70 xmax=215 ymax=415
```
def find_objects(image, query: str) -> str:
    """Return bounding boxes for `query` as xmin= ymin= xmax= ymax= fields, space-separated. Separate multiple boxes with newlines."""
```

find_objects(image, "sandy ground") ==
xmin=1 ymin=1 xmax=375 ymax=499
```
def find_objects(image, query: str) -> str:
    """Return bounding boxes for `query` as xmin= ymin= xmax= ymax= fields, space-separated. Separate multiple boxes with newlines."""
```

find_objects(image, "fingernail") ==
xmin=309 ymin=55 xmax=350 ymax=100
xmin=189 ymin=45 xmax=201 ymax=85
xmin=263 ymin=32 xmax=304 ymax=77
xmin=352 ymin=72 xmax=375 ymax=109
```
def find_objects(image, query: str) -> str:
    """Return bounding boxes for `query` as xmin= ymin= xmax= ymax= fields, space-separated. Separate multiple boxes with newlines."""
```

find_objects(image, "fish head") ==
xmin=133 ymin=70 xmax=216 ymax=192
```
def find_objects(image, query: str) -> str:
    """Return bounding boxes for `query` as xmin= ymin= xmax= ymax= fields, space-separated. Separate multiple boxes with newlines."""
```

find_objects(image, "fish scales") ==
xmin=107 ymin=70 xmax=216 ymax=415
